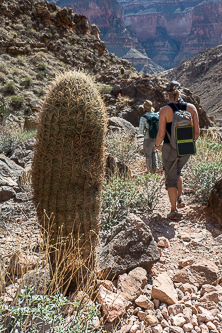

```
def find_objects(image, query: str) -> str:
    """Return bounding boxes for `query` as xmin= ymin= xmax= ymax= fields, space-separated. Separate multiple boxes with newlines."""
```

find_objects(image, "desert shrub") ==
xmin=5 ymin=80 xmax=16 ymax=94
xmin=0 ymin=62 xmax=8 ymax=74
xmin=106 ymin=132 xmax=139 ymax=166
xmin=191 ymin=161 xmax=222 ymax=205
xmin=0 ymin=287 xmax=101 ymax=332
xmin=0 ymin=130 xmax=37 ymax=156
xmin=0 ymin=131 xmax=18 ymax=156
xmin=184 ymin=134 xmax=222 ymax=205
xmin=0 ymin=99 xmax=8 ymax=116
xmin=96 ymin=83 xmax=113 ymax=95
xmin=38 ymin=62 xmax=47 ymax=71
xmin=20 ymin=76 xmax=32 ymax=87
xmin=102 ymin=173 xmax=164 ymax=228
xmin=10 ymin=95 xmax=24 ymax=108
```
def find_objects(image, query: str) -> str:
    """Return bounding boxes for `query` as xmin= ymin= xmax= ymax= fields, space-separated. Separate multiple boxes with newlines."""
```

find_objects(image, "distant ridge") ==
xmin=159 ymin=44 xmax=222 ymax=125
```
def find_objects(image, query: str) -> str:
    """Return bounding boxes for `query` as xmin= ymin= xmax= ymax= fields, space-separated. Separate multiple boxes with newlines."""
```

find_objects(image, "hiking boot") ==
xmin=167 ymin=210 xmax=182 ymax=220
xmin=177 ymin=197 xmax=185 ymax=208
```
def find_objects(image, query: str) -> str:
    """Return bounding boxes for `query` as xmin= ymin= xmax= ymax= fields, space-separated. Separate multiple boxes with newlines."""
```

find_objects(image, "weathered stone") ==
xmin=170 ymin=314 xmax=186 ymax=327
xmin=151 ymin=272 xmax=178 ymax=305
xmin=200 ymin=284 xmax=222 ymax=296
xmin=96 ymin=213 xmax=160 ymax=280
xmin=0 ymin=185 xmax=16 ymax=202
xmin=168 ymin=304 xmax=185 ymax=316
xmin=96 ymin=285 xmax=130 ymax=323
xmin=97 ymin=280 xmax=114 ymax=292
xmin=183 ymin=307 xmax=192 ymax=322
xmin=135 ymin=295 xmax=153 ymax=309
xmin=178 ymin=257 xmax=195 ymax=268
xmin=145 ymin=314 xmax=158 ymax=327
xmin=169 ymin=326 xmax=184 ymax=333
xmin=172 ymin=259 xmax=220 ymax=288
xmin=196 ymin=306 xmax=215 ymax=323
xmin=152 ymin=324 xmax=163 ymax=333
xmin=137 ymin=310 xmax=146 ymax=321
xmin=200 ymin=291 xmax=220 ymax=304
xmin=157 ymin=236 xmax=170 ymax=248
xmin=117 ymin=267 xmax=147 ymax=302
xmin=108 ymin=116 xmax=137 ymax=138
xmin=183 ymin=323 xmax=194 ymax=332
xmin=199 ymin=323 xmax=209 ymax=333
xmin=0 ymin=154 xmax=24 ymax=180
xmin=179 ymin=283 xmax=197 ymax=294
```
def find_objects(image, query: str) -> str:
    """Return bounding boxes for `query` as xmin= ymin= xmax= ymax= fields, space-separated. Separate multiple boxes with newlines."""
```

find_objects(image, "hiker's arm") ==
xmin=139 ymin=117 xmax=145 ymax=135
xmin=154 ymin=109 xmax=166 ymax=148
xmin=187 ymin=104 xmax=200 ymax=141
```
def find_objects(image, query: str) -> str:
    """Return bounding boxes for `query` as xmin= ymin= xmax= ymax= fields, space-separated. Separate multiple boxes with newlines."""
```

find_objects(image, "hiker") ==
xmin=154 ymin=81 xmax=200 ymax=220
xmin=139 ymin=100 xmax=159 ymax=173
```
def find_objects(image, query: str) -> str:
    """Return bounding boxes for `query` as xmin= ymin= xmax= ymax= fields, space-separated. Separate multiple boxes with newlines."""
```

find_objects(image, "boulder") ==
xmin=96 ymin=213 xmax=160 ymax=280
xmin=108 ymin=116 xmax=137 ymax=138
xmin=0 ymin=154 xmax=24 ymax=201
xmin=208 ymin=178 xmax=222 ymax=225
xmin=173 ymin=259 xmax=220 ymax=288
xmin=0 ymin=154 xmax=24 ymax=179
xmin=10 ymin=137 xmax=36 ymax=168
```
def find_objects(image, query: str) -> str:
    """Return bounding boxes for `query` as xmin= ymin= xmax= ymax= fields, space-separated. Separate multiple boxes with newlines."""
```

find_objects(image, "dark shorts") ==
xmin=162 ymin=143 xmax=190 ymax=189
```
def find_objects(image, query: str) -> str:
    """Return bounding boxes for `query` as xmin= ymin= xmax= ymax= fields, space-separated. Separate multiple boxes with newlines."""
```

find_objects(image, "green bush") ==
xmin=0 ymin=130 xmax=37 ymax=156
xmin=102 ymin=173 xmax=164 ymax=229
xmin=106 ymin=132 xmax=139 ymax=166
xmin=5 ymin=80 xmax=16 ymax=94
xmin=0 ymin=286 xmax=101 ymax=332
xmin=38 ymin=62 xmax=47 ymax=71
xmin=184 ymin=135 xmax=222 ymax=205
xmin=20 ymin=76 xmax=32 ymax=87
xmin=0 ymin=131 xmax=18 ymax=156
xmin=10 ymin=95 xmax=24 ymax=108
xmin=96 ymin=83 xmax=113 ymax=95
xmin=0 ymin=99 xmax=8 ymax=115
xmin=191 ymin=161 xmax=222 ymax=205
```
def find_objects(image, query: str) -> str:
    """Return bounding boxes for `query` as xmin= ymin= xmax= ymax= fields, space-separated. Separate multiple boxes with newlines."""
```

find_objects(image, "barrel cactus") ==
xmin=32 ymin=71 xmax=107 ymax=289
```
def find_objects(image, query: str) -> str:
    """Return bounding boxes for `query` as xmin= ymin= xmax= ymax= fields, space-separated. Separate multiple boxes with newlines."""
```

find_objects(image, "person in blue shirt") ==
xmin=139 ymin=100 xmax=159 ymax=174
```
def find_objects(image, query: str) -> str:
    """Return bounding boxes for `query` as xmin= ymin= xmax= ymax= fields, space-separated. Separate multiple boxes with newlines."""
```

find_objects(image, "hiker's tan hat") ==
xmin=143 ymin=100 xmax=155 ymax=112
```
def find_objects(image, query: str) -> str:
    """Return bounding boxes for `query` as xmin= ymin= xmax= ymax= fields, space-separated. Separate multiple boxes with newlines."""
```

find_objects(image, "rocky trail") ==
xmin=1 ymin=150 xmax=222 ymax=332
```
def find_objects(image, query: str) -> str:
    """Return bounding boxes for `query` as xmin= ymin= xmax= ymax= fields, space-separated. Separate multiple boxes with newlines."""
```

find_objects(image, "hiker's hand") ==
xmin=153 ymin=145 xmax=159 ymax=152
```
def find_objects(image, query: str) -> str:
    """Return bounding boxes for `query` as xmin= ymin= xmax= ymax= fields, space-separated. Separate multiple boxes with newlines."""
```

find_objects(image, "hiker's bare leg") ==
xmin=168 ymin=187 xmax=177 ymax=211
xmin=177 ymin=175 xmax=183 ymax=198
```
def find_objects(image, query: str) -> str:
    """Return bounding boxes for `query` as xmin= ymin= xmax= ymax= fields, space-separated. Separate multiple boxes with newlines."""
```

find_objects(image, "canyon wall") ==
xmin=120 ymin=0 xmax=222 ymax=68
xmin=54 ymin=0 xmax=222 ymax=69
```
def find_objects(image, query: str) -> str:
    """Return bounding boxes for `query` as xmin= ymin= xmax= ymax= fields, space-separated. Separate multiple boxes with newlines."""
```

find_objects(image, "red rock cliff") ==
xmin=121 ymin=0 xmax=222 ymax=68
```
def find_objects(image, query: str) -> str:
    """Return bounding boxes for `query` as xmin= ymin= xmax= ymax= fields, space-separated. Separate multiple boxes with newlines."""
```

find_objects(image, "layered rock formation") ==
xmin=53 ymin=0 xmax=161 ymax=72
xmin=120 ymin=0 xmax=222 ymax=69
xmin=55 ymin=0 xmax=222 ymax=70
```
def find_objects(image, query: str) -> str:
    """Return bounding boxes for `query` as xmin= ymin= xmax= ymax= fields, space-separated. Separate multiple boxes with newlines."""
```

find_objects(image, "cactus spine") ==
xmin=32 ymin=71 xmax=107 ymax=288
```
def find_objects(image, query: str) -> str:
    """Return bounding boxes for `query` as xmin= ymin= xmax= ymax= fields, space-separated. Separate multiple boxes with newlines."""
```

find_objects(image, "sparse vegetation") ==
xmin=20 ymin=76 xmax=32 ymax=87
xmin=0 ymin=129 xmax=37 ymax=156
xmin=102 ymin=173 xmax=164 ymax=229
xmin=0 ymin=219 xmax=103 ymax=333
xmin=10 ymin=95 xmax=24 ymax=108
xmin=106 ymin=132 xmax=139 ymax=166
xmin=184 ymin=134 xmax=222 ymax=205
xmin=96 ymin=83 xmax=113 ymax=95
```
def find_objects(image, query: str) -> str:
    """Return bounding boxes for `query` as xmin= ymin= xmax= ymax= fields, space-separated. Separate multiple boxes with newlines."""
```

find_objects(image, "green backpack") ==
xmin=142 ymin=113 xmax=159 ymax=139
